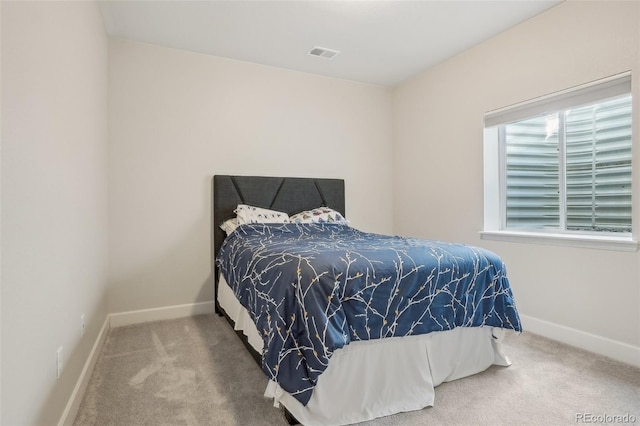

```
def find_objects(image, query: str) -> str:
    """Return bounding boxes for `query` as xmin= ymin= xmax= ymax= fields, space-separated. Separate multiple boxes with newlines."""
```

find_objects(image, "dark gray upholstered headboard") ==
xmin=212 ymin=175 xmax=345 ymax=310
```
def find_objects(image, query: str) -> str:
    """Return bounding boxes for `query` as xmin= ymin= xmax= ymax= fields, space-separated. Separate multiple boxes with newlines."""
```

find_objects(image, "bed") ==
xmin=212 ymin=175 xmax=521 ymax=426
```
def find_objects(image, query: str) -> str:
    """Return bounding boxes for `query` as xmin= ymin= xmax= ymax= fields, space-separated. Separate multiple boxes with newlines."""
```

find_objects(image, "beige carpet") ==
xmin=73 ymin=314 xmax=640 ymax=426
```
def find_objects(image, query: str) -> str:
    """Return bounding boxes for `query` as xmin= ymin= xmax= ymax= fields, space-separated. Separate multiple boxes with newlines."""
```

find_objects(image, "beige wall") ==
xmin=393 ymin=0 xmax=640 ymax=363
xmin=107 ymin=39 xmax=393 ymax=314
xmin=1 ymin=1 xmax=109 ymax=424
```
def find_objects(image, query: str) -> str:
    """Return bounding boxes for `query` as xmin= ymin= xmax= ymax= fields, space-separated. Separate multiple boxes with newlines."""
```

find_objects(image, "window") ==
xmin=483 ymin=73 xmax=636 ymax=251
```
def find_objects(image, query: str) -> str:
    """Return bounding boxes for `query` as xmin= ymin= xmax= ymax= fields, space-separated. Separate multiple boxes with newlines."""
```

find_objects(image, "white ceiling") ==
xmin=99 ymin=0 xmax=563 ymax=87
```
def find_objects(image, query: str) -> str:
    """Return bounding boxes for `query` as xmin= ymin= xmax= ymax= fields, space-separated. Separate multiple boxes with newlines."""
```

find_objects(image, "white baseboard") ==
xmin=109 ymin=301 xmax=215 ymax=328
xmin=57 ymin=316 xmax=111 ymax=426
xmin=519 ymin=314 xmax=640 ymax=368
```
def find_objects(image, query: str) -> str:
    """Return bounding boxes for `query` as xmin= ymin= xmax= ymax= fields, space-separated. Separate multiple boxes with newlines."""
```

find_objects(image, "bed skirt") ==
xmin=218 ymin=276 xmax=512 ymax=426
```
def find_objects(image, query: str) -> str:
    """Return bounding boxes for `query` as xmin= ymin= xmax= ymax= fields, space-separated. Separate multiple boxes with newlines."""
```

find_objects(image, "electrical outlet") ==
xmin=56 ymin=346 xmax=63 ymax=379
xmin=81 ymin=313 xmax=86 ymax=337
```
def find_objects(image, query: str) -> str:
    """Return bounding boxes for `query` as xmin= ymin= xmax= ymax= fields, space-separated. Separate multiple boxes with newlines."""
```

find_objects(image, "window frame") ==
xmin=481 ymin=73 xmax=638 ymax=252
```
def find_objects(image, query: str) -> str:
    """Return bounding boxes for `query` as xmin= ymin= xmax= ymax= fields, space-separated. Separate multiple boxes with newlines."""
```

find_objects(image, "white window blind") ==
xmin=485 ymin=73 xmax=631 ymax=127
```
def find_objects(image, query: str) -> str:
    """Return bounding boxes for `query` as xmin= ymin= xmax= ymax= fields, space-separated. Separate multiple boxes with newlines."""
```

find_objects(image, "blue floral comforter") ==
xmin=216 ymin=223 xmax=521 ymax=405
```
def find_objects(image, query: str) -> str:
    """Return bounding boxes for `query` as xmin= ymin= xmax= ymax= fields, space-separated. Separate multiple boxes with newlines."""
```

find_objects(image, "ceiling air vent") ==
xmin=308 ymin=46 xmax=340 ymax=60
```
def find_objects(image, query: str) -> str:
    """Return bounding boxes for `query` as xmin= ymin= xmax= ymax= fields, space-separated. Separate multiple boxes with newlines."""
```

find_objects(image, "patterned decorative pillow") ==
xmin=235 ymin=204 xmax=290 ymax=225
xmin=289 ymin=207 xmax=348 ymax=224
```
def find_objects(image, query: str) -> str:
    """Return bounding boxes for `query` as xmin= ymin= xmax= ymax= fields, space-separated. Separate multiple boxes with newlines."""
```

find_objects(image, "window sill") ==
xmin=480 ymin=230 xmax=638 ymax=252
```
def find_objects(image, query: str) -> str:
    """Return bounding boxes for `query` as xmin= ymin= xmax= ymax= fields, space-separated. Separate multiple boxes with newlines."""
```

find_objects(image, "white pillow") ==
xmin=289 ymin=207 xmax=348 ymax=224
xmin=235 ymin=204 xmax=290 ymax=225
xmin=220 ymin=218 xmax=239 ymax=235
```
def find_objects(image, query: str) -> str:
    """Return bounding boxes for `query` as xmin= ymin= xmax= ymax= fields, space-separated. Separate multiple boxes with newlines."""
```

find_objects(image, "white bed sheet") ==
xmin=218 ymin=276 xmax=511 ymax=426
